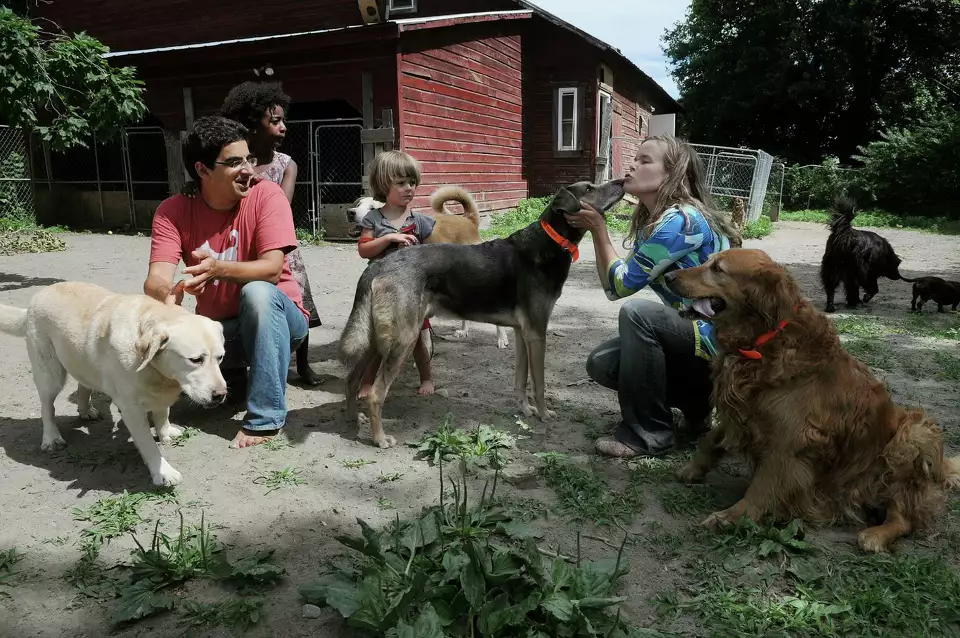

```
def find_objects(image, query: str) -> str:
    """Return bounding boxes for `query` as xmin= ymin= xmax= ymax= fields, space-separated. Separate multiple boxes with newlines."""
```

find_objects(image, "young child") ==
xmin=356 ymin=150 xmax=436 ymax=397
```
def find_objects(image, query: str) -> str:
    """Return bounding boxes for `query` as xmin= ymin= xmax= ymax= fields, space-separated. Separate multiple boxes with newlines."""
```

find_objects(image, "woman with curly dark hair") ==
xmin=188 ymin=81 xmax=324 ymax=384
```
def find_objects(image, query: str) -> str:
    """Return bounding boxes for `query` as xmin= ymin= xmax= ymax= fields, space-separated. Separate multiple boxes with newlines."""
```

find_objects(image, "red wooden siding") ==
xmin=399 ymin=27 xmax=526 ymax=214
xmin=524 ymin=24 xmax=599 ymax=197
xmin=32 ymin=0 xmax=517 ymax=54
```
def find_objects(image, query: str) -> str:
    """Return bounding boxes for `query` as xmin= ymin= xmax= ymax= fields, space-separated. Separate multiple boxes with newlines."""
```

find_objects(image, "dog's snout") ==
xmin=664 ymin=271 xmax=678 ymax=284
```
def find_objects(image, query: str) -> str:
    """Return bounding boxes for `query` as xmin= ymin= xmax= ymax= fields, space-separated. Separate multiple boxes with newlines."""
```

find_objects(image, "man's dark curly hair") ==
xmin=219 ymin=81 xmax=291 ymax=132
xmin=181 ymin=116 xmax=249 ymax=181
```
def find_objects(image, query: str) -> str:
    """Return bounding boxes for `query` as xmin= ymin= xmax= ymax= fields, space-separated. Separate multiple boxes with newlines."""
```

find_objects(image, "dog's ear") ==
xmin=136 ymin=321 xmax=170 ymax=372
xmin=550 ymin=188 xmax=581 ymax=215
xmin=753 ymin=264 xmax=801 ymax=323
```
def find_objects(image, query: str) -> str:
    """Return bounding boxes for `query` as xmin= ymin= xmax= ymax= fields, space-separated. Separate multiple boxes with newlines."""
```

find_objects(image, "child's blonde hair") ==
xmin=369 ymin=150 xmax=421 ymax=201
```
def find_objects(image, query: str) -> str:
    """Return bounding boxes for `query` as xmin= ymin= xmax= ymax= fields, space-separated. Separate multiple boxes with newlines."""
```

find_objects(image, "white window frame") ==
xmin=556 ymin=87 xmax=579 ymax=152
xmin=597 ymin=89 xmax=612 ymax=155
xmin=388 ymin=0 xmax=417 ymax=15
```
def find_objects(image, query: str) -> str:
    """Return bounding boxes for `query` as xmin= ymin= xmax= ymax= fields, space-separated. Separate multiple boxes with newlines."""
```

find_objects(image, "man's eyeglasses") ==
xmin=215 ymin=155 xmax=258 ymax=169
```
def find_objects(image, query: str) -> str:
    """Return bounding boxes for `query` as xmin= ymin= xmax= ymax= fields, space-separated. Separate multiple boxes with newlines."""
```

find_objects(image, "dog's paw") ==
xmin=452 ymin=328 xmax=468 ymax=340
xmin=158 ymin=424 xmax=183 ymax=444
xmin=677 ymin=461 xmax=706 ymax=484
xmin=374 ymin=434 xmax=398 ymax=449
xmin=78 ymin=406 xmax=102 ymax=421
xmin=699 ymin=510 xmax=730 ymax=530
xmin=152 ymin=459 xmax=183 ymax=487
xmin=857 ymin=528 xmax=891 ymax=554
xmin=538 ymin=409 xmax=557 ymax=422
xmin=40 ymin=436 xmax=67 ymax=452
xmin=824 ymin=303 xmax=836 ymax=313
xmin=520 ymin=402 xmax=537 ymax=418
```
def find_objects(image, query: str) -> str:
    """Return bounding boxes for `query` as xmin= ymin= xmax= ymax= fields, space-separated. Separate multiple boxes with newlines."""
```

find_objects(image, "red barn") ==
xmin=30 ymin=0 xmax=679 ymax=235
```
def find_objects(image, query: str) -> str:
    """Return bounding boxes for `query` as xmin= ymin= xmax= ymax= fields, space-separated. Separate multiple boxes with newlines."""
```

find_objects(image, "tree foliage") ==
xmin=0 ymin=8 xmax=146 ymax=151
xmin=664 ymin=0 xmax=960 ymax=165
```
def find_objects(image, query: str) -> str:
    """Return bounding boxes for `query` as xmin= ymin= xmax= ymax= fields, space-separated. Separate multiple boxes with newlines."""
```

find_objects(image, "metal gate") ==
xmin=0 ymin=125 xmax=33 ymax=222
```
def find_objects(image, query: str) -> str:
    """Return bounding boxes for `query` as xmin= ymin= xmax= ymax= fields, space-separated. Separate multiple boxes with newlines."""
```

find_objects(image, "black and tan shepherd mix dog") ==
xmin=666 ymin=248 xmax=959 ymax=552
xmin=820 ymin=197 xmax=903 ymax=312
xmin=340 ymin=179 xmax=625 ymax=449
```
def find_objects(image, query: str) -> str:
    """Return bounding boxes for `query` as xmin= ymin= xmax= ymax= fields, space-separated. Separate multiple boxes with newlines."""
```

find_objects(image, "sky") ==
xmin=528 ymin=0 xmax=691 ymax=99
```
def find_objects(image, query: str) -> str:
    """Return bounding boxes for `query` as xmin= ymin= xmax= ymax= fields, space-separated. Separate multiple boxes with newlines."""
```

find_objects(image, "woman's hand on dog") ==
xmin=565 ymin=201 xmax=606 ymax=234
xmin=387 ymin=233 xmax=419 ymax=246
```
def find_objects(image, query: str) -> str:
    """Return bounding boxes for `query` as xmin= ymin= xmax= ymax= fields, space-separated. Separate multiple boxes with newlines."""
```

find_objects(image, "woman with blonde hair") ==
xmin=565 ymin=134 xmax=741 ymax=458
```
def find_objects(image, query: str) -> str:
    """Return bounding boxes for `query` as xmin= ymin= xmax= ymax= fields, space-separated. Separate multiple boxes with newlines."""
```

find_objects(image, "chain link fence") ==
xmin=27 ymin=127 xmax=172 ymax=230
xmin=284 ymin=119 xmax=363 ymax=237
xmin=691 ymin=144 xmax=775 ymax=223
xmin=0 ymin=126 xmax=35 ymax=224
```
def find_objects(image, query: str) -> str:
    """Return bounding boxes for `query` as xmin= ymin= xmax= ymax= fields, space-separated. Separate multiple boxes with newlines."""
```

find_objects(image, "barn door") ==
xmin=596 ymin=90 xmax=614 ymax=183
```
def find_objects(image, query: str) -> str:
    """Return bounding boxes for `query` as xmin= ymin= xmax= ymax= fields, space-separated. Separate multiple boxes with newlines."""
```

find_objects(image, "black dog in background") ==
xmin=820 ymin=197 xmax=903 ymax=312
xmin=902 ymin=276 xmax=960 ymax=313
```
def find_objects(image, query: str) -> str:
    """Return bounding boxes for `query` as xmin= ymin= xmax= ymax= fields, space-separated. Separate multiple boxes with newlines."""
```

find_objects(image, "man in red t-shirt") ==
xmin=144 ymin=116 xmax=309 ymax=449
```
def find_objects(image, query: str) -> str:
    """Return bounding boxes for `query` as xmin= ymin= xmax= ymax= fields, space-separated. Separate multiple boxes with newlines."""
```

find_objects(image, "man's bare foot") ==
xmin=229 ymin=427 xmax=279 ymax=449
xmin=358 ymin=384 xmax=373 ymax=400
xmin=417 ymin=379 xmax=436 ymax=396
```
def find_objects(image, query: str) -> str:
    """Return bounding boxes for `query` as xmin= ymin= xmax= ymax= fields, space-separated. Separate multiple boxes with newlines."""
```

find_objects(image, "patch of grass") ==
xmin=480 ymin=196 xmax=635 ymax=240
xmin=253 ymin=467 xmax=306 ymax=495
xmin=299 ymin=469 xmax=643 ymax=637
xmin=262 ymin=436 xmax=292 ymax=452
xmin=377 ymin=471 xmax=404 ymax=483
xmin=376 ymin=497 xmax=394 ymax=510
xmin=41 ymin=535 xmax=71 ymax=546
xmin=63 ymin=448 xmax=141 ymax=471
xmin=170 ymin=426 xmax=200 ymax=447
xmin=0 ymin=548 xmax=24 ymax=598
xmin=537 ymin=452 xmax=644 ymax=526
xmin=935 ymin=352 xmax=960 ymax=381
xmin=842 ymin=336 xmax=893 ymax=370
xmin=341 ymin=458 xmax=376 ymax=469
xmin=113 ymin=512 xmax=284 ymax=627
xmin=180 ymin=597 xmax=264 ymax=632
xmin=296 ymin=227 xmax=328 ymax=245
xmin=657 ymin=514 xmax=960 ymax=637
xmin=834 ymin=316 xmax=890 ymax=339
xmin=741 ymin=215 xmax=773 ymax=240
xmin=781 ymin=209 xmax=960 ymax=235
xmin=411 ymin=415 xmax=515 ymax=471
xmin=655 ymin=484 xmax=726 ymax=517
xmin=71 ymin=491 xmax=161 ymax=550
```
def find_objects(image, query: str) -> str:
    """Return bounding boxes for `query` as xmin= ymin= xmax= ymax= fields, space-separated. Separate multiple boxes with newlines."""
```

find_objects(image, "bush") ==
xmin=853 ymin=106 xmax=960 ymax=216
xmin=781 ymin=157 xmax=862 ymax=211
xmin=741 ymin=215 xmax=773 ymax=240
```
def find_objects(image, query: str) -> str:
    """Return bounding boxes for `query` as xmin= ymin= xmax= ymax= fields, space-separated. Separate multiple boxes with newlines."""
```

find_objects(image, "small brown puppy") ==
xmin=664 ymin=248 xmax=960 ymax=553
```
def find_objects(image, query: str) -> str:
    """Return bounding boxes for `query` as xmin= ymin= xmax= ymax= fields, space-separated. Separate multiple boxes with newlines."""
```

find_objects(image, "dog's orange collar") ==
xmin=738 ymin=307 xmax=798 ymax=360
xmin=540 ymin=219 xmax=579 ymax=262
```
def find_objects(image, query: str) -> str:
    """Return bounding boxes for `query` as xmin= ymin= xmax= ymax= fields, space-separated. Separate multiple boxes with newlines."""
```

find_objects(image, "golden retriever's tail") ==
xmin=0 ymin=304 xmax=27 ymax=338
xmin=431 ymin=185 xmax=479 ymax=228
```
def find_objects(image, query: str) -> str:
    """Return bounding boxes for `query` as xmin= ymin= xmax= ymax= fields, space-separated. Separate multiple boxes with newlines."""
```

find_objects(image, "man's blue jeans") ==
xmin=219 ymin=281 xmax=309 ymax=431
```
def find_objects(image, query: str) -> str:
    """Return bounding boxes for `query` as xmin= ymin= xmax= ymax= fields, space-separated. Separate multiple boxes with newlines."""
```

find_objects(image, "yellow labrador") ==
xmin=0 ymin=282 xmax=227 ymax=486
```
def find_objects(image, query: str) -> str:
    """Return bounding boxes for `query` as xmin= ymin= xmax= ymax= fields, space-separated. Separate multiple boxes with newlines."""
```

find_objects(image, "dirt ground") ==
xmin=0 ymin=221 xmax=958 ymax=637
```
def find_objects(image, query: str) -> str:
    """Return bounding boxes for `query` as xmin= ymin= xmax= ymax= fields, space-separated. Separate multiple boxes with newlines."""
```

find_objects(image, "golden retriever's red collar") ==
xmin=738 ymin=307 xmax=797 ymax=360
xmin=540 ymin=220 xmax=579 ymax=262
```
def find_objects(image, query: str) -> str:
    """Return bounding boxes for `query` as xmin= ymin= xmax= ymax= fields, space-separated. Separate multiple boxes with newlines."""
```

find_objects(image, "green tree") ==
xmin=0 ymin=8 xmax=146 ymax=151
xmin=664 ymin=0 xmax=960 ymax=164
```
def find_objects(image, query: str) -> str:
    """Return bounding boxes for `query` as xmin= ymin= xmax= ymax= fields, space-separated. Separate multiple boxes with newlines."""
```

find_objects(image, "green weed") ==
xmin=253 ymin=467 xmax=306 ymax=495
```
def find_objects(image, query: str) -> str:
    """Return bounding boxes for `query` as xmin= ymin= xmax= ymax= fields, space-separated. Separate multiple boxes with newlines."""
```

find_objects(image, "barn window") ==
xmin=388 ymin=0 xmax=417 ymax=15
xmin=556 ymin=87 xmax=579 ymax=151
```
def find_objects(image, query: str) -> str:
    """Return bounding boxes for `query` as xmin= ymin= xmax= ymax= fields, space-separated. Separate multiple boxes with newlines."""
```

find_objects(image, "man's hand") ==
xmin=182 ymin=250 xmax=220 ymax=296
xmin=165 ymin=280 xmax=185 ymax=306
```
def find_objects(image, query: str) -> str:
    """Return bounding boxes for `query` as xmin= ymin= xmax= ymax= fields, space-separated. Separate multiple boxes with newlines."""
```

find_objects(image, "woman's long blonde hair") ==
xmin=624 ymin=135 xmax=742 ymax=249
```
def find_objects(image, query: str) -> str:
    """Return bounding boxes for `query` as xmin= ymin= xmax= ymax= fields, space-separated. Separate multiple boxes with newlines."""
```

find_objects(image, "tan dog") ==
xmin=731 ymin=197 xmax=746 ymax=229
xmin=664 ymin=248 xmax=960 ymax=552
xmin=0 ymin=282 xmax=227 ymax=486
xmin=347 ymin=185 xmax=510 ymax=349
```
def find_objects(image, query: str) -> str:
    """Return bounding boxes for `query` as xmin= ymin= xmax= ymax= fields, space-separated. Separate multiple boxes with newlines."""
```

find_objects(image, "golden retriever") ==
xmin=664 ymin=248 xmax=960 ymax=552
xmin=0 ymin=282 xmax=227 ymax=486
